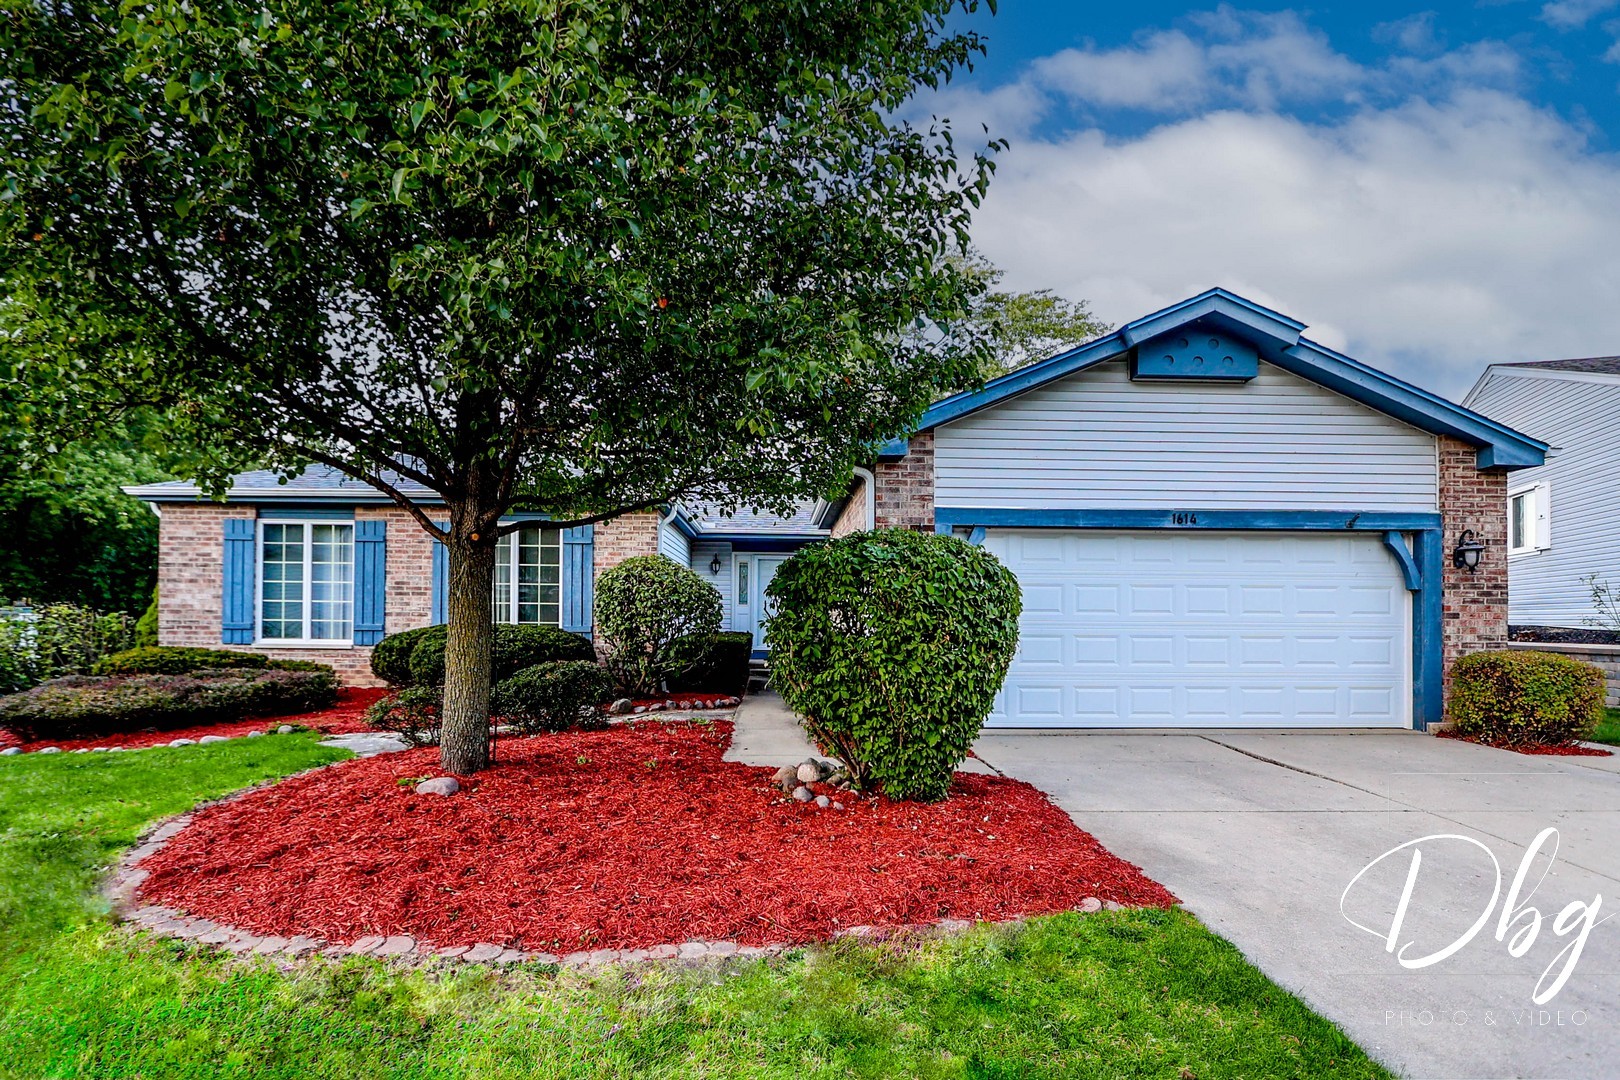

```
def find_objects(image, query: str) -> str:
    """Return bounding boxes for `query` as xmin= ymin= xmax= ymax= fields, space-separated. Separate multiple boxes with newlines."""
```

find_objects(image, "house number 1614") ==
xmin=1171 ymin=512 xmax=1199 ymax=526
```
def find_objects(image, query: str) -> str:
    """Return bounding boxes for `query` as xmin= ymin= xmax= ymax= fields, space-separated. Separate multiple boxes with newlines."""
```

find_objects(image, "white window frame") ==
xmin=255 ymin=519 xmax=355 ymax=647
xmin=1507 ymin=482 xmax=1551 ymax=556
xmin=491 ymin=525 xmax=564 ymax=627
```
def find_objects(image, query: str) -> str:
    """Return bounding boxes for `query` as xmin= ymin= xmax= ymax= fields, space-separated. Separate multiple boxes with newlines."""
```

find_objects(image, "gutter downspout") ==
xmin=853 ymin=467 xmax=876 ymax=530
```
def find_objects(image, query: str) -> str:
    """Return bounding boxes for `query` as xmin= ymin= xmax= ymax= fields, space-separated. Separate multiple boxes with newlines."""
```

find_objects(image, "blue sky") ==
xmin=926 ymin=1 xmax=1620 ymax=397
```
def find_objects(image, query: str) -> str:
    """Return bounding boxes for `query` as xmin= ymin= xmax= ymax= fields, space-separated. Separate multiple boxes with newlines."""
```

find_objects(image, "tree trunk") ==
xmin=439 ymin=531 xmax=498 ymax=774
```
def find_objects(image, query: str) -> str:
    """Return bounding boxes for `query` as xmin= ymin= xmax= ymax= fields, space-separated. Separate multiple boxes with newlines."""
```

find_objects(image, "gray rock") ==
xmin=833 ymin=801 xmax=844 ymax=810
xmin=276 ymin=725 xmax=295 ymax=735
xmin=91 ymin=746 xmax=110 ymax=752
xmin=814 ymin=794 xmax=831 ymax=809
xmin=415 ymin=776 xmax=459 ymax=797
xmin=1078 ymin=897 xmax=1103 ymax=914
xmin=0 ymin=747 xmax=20 ymax=756
xmin=347 ymin=935 xmax=385 ymax=955
xmin=198 ymin=735 xmax=230 ymax=744
xmin=463 ymin=943 xmax=504 ymax=963
xmin=1102 ymin=900 xmax=1124 ymax=912
xmin=771 ymin=765 xmax=798 ymax=787
xmin=108 ymin=746 xmax=127 ymax=753
xmin=168 ymin=738 xmax=196 ymax=748
xmin=374 ymin=935 xmax=416 ymax=956
xmin=246 ymin=730 xmax=264 ymax=737
xmin=796 ymin=761 xmax=821 ymax=784
xmin=319 ymin=734 xmax=410 ymax=757
xmin=37 ymin=746 xmax=62 ymax=754
xmin=436 ymin=945 xmax=471 ymax=959
xmin=791 ymin=785 xmax=814 ymax=803
xmin=609 ymin=698 xmax=635 ymax=715
xmin=72 ymin=748 xmax=91 ymax=753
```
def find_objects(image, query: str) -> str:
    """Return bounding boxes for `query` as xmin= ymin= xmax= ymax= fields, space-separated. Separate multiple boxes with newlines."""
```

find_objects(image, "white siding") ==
xmin=658 ymin=518 xmax=692 ymax=568
xmin=689 ymin=541 xmax=735 ymax=631
xmin=934 ymin=359 xmax=1439 ymax=512
xmin=1466 ymin=369 xmax=1620 ymax=626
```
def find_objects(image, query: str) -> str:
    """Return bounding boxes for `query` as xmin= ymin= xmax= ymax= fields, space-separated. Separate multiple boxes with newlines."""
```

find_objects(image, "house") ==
xmin=1462 ymin=358 xmax=1620 ymax=630
xmin=126 ymin=289 xmax=1546 ymax=731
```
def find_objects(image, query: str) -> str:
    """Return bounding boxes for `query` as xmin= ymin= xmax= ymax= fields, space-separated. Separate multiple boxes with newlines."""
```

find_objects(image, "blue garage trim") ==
xmin=914 ymin=289 xmax=1546 ymax=473
xmin=934 ymin=508 xmax=1443 ymax=533
xmin=945 ymin=507 xmax=1443 ymax=732
xmin=1381 ymin=531 xmax=1421 ymax=591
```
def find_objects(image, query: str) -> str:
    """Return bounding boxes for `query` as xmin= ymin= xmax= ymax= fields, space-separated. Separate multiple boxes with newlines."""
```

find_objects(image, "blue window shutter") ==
xmin=353 ymin=520 xmax=387 ymax=645
xmin=562 ymin=525 xmax=594 ymax=634
xmin=430 ymin=522 xmax=449 ymax=626
xmin=221 ymin=518 xmax=256 ymax=644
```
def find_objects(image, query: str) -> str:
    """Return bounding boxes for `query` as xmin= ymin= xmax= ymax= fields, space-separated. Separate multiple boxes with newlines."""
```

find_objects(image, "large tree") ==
xmin=1 ymin=1 xmax=998 ymax=772
xmin=954 ymin=250 xmax=1111 ymax=384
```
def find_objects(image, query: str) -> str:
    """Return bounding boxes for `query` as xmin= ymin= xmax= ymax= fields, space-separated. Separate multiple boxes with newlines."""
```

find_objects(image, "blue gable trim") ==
xmin=915 ymin=288 xmax=1547 ymax=472
xmin=1381 ymin=531 xmax=1421 ymax=592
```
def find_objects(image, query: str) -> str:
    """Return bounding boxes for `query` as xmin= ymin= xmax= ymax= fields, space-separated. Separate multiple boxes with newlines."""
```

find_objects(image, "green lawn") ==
xmin=0 ymin=740 xmax=1392 ymax=1079
xmin=1591 ymin=707 xmax=1620 ymax=746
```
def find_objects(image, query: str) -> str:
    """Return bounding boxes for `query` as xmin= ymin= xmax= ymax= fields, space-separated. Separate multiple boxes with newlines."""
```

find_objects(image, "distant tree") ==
xmin=954 ymin=250 xmax=1111 ymax=384
xmin=1 ymin=1 xmax=999 ymax=773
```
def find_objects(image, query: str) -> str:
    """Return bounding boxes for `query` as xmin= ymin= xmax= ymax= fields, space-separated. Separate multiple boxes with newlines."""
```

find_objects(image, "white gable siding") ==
xmin=934 ymin=359 xmax=1439 ymax=512
xmin=1465 ymin=368 xmax=1620 ymax=626
xmin=658 ymin=517 xmax=692 ymax=568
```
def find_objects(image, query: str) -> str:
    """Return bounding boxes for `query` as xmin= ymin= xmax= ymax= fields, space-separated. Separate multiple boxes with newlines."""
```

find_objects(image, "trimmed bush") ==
xmin=766 ymin=529 xmax=1021 ymax=802
xmin=0 ymin=668 xmax=339 ymax=741
xmin=365 ymin=686 xmax=443 ymax=748
xmin=493 ymin=661 xmax=613 ymax=734
xmin=369 ymin=625 xmax=445 ymax=686
xmin=1448 ymin=649 xmax=1605 ymax=747
xmin=94 ymin=646 xmax=270 ymax=676
xmin=666 ymin=632 xmax=754 ymax=696
xmin=134 ymin=585 xmax=160 ymax=647
xmin=594 ymin=555 xmax=722 ymax=696
xmin=376 ymin=623 xmax=592 ymax=687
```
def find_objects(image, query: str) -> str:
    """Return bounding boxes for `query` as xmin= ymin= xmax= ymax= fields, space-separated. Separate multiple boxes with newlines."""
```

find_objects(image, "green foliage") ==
xmin=493 ymin=660 xmax=613 ymax=734
xmin=0 ymin=668 xmax=338 ymax=741
xmin=492 ymin=625 xmax=596 ymax=678
xmin=1 ymin=0 xmax=1004 ymax=770
xmin=1583 ymin=573 xmax=1620 ymax=632
xmin=133 ymin=585 xmax=159 ymax=647
xmin=0 ymin=602 xmax=134 ymax=693
xmin=364 ymin=686 xmax=444 ymax=749
xmin=766 ymin=530 xmax=1021 ymax=801
xmin=594 ymin=556 xmax=722 ymax=696
xmin=952 ymin=248 xmax=1112 ymax=384
xmin=666 ymin=631 xmax=754 ymax=696
xmin=1448 ymin=650 xmax=1606 ymax=747
xmin=369 ymin=625 xmax=447 ymax=687
xmin=94 ymin=646 xmax=269 ymax=676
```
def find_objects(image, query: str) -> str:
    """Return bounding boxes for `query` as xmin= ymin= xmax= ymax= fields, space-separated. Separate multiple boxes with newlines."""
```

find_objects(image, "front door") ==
xmin=738 ymin=555 xmax=790 ymax=651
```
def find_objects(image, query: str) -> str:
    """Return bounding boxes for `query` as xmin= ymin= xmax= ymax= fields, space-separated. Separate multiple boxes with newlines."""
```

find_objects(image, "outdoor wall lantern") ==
xmin=709 ymin=553 xmax=723 ymax=575
xmin=1452 ymin=530 xmax=1485 ymax=573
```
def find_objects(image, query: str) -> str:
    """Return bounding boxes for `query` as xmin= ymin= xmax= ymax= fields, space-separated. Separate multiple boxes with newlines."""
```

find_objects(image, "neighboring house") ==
xmin=1462 ymin=358 xmax=1620 ymax=629
xmin=126 ymin=289 xmax=1546 ymax=731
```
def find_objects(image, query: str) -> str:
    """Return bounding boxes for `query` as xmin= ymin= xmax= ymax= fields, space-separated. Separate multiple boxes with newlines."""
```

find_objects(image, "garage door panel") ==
xmin=984 ymin=530 xmax=1411 ymax=728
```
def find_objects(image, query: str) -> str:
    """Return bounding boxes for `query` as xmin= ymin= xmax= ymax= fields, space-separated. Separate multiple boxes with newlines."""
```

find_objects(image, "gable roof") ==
xmin=1496 ymin=356 xmax=1620 ymax=376
xmin=916 ymin=288 xmax=1547 ymax=471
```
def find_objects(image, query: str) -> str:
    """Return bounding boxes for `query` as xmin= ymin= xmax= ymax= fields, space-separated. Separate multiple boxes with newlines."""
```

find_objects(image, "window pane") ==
xmin=738 ymin=561 xmax=749 ymax=605
xmin=505 ymin=526 xmax=561 ymax=625
xmin=492 ymin=537 xmax=513 ymax=622
xmin=310 ymin=524 xmax=353 ymax=639
xmin=261 ymin=524 xmax=305 ymax=639
xmin=1510 ymin=494 xmax=1526 ymax=550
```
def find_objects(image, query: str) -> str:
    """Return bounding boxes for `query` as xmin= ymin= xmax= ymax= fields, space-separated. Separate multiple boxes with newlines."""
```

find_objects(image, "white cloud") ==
xmin=1540 ymin=0 xmax=1620 ymax=30
xmin=964 ymin=91 xmax=1620 ymax=397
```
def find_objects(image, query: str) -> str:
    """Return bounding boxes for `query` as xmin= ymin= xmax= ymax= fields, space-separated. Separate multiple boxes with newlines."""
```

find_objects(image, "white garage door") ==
xmin=983 ymin=530 xmax=1411 ymax=729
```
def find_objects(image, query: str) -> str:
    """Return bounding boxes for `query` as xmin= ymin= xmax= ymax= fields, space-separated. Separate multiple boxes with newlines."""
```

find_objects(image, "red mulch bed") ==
xmin=0 ymin=687 xmax=389 ymax=753
xmin=136 ymin=720 xmax=1175 ymax=952
xmin=1436 ymin=730 xmax=1613 ymax=757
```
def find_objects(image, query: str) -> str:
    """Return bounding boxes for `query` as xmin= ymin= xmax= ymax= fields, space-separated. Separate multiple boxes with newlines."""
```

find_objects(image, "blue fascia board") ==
xmin=705 ymin=536 xmax=824 ymax=552
xmin=919 ymin=332 xmax=1130 ymax=430
xmin=1274 ymin=339 xmax=1548 ymax=471
xmin=875 ymin=437 xmax=910 ymax=462
xmin=934 ymin=508 xmax=1443 ymax=532
xmin=1118 ymin=288 xmax=1304 ymax=351
xmin=662 ymin=505 xmax=702 ymax=539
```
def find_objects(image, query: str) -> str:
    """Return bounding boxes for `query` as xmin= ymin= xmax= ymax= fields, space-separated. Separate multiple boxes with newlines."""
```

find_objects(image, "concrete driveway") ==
xmin=971 ymin=730 xmax=1620 ymax=1080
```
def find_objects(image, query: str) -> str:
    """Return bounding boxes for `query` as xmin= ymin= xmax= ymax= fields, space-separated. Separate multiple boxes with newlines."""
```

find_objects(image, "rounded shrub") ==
xmin=369 ymin=625 xmax=445 ymax=686
xmin=1448 ymin=649 xmax=1605 ymax=747
xmin=365 ymin=685 xmax=443 ymax=748
xmin=94 ymin=646 xmax=270 ymax=676
xmin=665 ymin=632 xmax=754 ymax=696
xmin=594 ymin=555 xmax=722 ymax=696
xmin=765 ymin=529 xmax=1022 ymax=802
xmin=388 ymin=623 xmax=593 ymax=687
xmin=493 ymin=660 xmax=614 ymax=734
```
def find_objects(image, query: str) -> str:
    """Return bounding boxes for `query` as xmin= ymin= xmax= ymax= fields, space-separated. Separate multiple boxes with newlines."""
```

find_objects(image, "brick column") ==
xmin=1438 ymin=436 xmax=1510 ymax=693
xmin=830 ymin=477 xmax=869 ymax=537
xmin=872 ymin=430 xmax=935 ymax=532
xmin=593 ymin=511 xmax=662 ymax=575
xmin=368 ymin=507 xmax=435 ymax=635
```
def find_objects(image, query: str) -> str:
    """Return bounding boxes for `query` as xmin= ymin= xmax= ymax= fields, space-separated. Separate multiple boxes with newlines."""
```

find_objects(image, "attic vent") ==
xmin=1130 ymin=325 xmax=1258 ymax=382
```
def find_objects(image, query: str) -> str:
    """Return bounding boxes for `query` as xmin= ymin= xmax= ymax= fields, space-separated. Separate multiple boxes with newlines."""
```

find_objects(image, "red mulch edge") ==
xmin=136 ymin=720 xmax=1176 ymax=952
xmin=1436 ymin=729 xmax=1613 ymax=757
xmin=0 ymin=687 xmax=389 ymax=752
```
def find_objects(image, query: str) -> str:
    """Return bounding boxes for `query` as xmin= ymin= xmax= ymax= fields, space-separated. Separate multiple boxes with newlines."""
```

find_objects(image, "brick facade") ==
xmin=1438 ymin=435 xmax=1511 ymax=692
xmin=829 ymin=477 xmax=869 ymax=537
xmin=592 ymin=511 xmax=662 ymax=575
xmin=872 ymin=430 xmax=935 ymax=531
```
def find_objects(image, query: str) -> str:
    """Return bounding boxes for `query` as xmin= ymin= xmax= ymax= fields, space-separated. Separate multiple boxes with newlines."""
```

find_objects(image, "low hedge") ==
xmin=94 ymin=646 xmax=335 ymax=679
xmin=373 ymin=624 xmax=593 ymax=687
xmin=493 ymin=661 xmax=613 ymax=734
xmin=0 ymin=668 xmax=339 ymax=741
xmin=666 ymin=632 xmax=753 ymax=696
xmin=1448 ymin=650 xmax=1605 ymax=747
xmin=365 ymin=686 xmax=443 ymax=748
